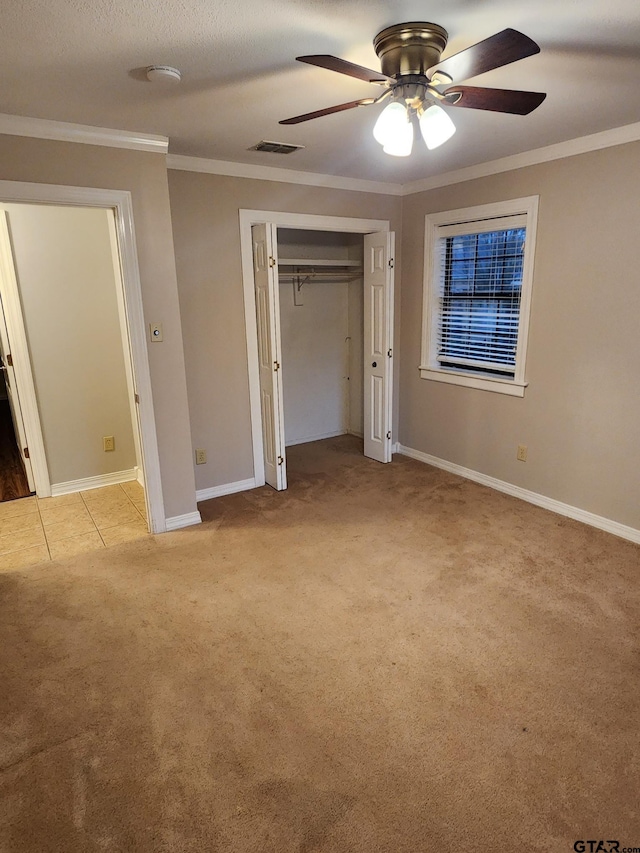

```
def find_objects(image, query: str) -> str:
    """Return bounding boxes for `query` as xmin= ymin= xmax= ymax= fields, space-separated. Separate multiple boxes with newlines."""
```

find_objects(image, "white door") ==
xmin=363 ymin=231 xmax=394 ymax=463
xmin=0 ymin=297 xmax=35 ymax=491
xmin=252 ymin=223 xmax=287 ymax=490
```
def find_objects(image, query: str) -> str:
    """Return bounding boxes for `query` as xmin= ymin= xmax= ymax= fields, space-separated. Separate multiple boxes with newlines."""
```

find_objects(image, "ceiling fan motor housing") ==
xmin=373 ymin=22 xmax=448 ymax=78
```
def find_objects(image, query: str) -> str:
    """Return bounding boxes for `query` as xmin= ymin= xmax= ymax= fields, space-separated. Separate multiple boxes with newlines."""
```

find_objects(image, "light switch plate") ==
xmin=149 ymin=323 xmax=163 ymax=342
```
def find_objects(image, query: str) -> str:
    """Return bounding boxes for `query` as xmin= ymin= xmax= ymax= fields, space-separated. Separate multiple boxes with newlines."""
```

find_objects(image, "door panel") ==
xmin=0 ymin=215 xmax=35 ymax=491
xmin=252 ymin=223 xmax=287 ymax=490
xmin=363 ymin=231 xmax=394 ymax=463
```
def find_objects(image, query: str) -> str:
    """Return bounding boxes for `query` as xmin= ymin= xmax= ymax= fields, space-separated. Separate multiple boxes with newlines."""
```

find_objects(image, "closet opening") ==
xmin=241 ymin=209 xmax=395 ymax=493
xmin=277 ymin=228 xmax=365 ymax=455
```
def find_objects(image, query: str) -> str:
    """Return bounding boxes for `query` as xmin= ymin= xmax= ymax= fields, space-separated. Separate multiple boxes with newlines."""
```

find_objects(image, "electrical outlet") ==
xmin=517 ymin=444 xmax=528 ymax=462
xmin=195 ymin=448 xmax=207 ymax=465
xmin=103 ymin=436 xmax=115 ymax=452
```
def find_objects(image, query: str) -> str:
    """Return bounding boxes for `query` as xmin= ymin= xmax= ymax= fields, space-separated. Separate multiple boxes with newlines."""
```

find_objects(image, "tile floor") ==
xmin=0 ymin=480 xmax=149 ymax=571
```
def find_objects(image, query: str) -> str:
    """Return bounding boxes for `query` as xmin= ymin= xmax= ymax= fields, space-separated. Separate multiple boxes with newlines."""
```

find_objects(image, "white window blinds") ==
xmin=434 ymin=214 xmax=527 ymax=378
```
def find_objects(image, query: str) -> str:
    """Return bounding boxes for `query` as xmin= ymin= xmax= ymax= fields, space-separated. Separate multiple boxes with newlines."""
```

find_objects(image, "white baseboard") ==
xmin=396 ymin=444 xmax=640 ymax=545
xmin=51 ymin=468 xmax=138 ymax=496
xmin=196 ymin=477 xmax=257 ymax=502
xmin=348 ymin=430 xmax=364 ymax=439
xmin=165 ymin=511 xmax=202 ymax=531
xmin=285 ymin=429 xmax=347 ymax=447
xmin=135 ymin=466 xmax=145 ymax=487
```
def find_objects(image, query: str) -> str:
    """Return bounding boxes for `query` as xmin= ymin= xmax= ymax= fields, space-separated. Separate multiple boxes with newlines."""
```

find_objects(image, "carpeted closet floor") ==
xmin=1 ymin=435 xmax=639 ymax=852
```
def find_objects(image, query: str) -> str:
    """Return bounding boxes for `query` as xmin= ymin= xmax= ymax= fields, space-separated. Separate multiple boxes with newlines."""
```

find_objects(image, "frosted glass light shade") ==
xmin=382 ymin=124 xmax=413 ymax=157
xmin=419 ymin=104 xmax=456 ymax=150
xmin=373 ymin=102 xmax=413 ymax=157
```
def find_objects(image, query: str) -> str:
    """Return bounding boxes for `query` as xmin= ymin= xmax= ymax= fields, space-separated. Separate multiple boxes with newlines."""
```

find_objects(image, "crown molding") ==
xmin=3 ymin=111 xmax=637 ymax=192
xmin=401 ymin=122 xmax=640 ymax=195
xmin=166 ymin=154 xmax=404 ymax=196
xmin=0 ymin=113 xmax=168 ymax=153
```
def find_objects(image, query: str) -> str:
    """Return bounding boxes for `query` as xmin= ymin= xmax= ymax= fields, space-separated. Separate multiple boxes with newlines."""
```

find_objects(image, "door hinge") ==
xmin=269 ymin=256 xmax=277 ymax=268
xmin=277 ymin=455 xmax=284 ymax=465
xmin=23 ymin=446 xmax=29 ymax=458
xmin=386 ymin=431 xmax=391 ymax=441
xmin=134 ymin=393 xmax=140 ymax=404
xmin=6 ymin=353 xmax=13 ymax=367
xmin=388 ymin=258 xmax=394 ymax=269
xmin=387 ymin=348 xmax=392 ymax=358
xmin=273 ymin=361 xmax=280 ymax=371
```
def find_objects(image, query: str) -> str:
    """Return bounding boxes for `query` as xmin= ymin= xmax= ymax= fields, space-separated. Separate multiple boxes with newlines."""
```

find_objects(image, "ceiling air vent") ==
xmin=249 ymin=140 xmax=305 ymax=154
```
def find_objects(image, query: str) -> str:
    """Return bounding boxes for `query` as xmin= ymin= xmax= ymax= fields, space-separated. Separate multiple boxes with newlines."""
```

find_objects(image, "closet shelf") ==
xmin=278 ymin=258 xmax=361 ymax=268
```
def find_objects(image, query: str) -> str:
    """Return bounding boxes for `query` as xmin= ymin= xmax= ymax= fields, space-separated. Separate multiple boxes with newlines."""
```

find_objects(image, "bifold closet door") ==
xmin=363 ymin=231 xmax=394 ymax=464
xmin=252 ymin=223 xmax=287 ymax=490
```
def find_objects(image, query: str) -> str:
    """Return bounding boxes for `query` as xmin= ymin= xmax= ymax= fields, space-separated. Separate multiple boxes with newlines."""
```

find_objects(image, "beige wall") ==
xmin=0 ymin=135 xmax=197 ymax=519
xmin=278 ymin=278 xmax=349 ymax=445
xmin=167 ymin=170 xmax=402 ymax=491
xmin=399 ymin=142 xmax=640 ymax=529
xmin=2 ymin=203 xmax=136 ymax=485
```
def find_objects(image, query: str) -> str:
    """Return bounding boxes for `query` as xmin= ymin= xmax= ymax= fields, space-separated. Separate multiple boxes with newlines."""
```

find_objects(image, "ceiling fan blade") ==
xmin=297 ymin=55 xmax=391 ymax=84
xmin=279 ymin=99 xmax=374 ymax=125
xmin=429 ymin=28 xmax=540 ymax=83
xmin=443 ymin=86 xmax=546 ymax=115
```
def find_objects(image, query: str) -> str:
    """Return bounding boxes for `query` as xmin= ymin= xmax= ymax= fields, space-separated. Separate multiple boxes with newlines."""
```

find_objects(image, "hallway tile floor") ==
xmin=0 ymin=481 xmax=149 ymax=570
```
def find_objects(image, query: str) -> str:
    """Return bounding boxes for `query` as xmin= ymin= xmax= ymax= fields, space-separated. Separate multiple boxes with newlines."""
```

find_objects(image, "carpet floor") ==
xmin=1 ymin=435 xmax=639 ymax=852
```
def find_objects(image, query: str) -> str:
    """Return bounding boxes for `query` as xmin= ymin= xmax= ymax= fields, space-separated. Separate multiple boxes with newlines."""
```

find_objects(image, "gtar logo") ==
xmin=573 ymin=843 xmax=620 ymax=853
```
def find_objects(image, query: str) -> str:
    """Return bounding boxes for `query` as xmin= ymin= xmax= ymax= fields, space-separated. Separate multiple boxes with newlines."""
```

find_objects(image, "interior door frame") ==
xmin=239 ymin=209 xmax=391 ymax=487
xmin=0 ymin=181 xmax=165 ymax=533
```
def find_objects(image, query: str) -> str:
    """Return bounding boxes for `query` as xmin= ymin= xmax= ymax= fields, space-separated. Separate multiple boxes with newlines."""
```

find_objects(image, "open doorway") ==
xmin=0 ymin=184 xmax=167 ymax=568
xmin=240 ymin=210 xmax=395 ymax=492
xmin=0 ymin=362 xmax=31 ymax=502
xmin=0 ymin=202 xmax=150 ymax=559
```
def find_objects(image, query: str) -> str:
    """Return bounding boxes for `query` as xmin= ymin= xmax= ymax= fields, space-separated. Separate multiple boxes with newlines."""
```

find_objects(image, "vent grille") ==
xmin=249 ymin=140 xmax=305 ymax=154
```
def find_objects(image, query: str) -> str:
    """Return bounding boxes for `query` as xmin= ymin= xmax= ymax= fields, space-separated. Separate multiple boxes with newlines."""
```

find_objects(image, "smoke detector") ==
xmin=146 ymin=66 xmax=181 ymax=84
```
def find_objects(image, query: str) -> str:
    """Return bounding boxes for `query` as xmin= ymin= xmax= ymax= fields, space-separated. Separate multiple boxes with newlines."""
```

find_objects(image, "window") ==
xmin=420 ymin=196 xmax=538 ymax=396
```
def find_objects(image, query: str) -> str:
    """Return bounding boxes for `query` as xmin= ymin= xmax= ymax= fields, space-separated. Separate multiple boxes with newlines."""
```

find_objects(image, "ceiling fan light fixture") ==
xmin=373 ymin=101 xmax=407 ymax=144
xmin=418 ymin=104 xmax=456 ymax=150
xmin=382 ymin=126 xmax=413 ymax=157
xmin=373 ymin=101 xmax=413 ymax=156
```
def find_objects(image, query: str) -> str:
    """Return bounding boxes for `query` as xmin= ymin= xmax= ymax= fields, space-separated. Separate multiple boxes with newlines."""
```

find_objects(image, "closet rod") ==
xmin=278 ymin=271 xmax=362 ymax=278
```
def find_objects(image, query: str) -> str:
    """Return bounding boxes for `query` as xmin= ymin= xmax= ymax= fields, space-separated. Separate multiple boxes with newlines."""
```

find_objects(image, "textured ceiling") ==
xmin=2 ymin=0 xmax=640 ymax=183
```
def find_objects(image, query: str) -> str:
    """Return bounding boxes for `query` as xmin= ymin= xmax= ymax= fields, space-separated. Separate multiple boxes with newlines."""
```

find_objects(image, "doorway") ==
xmin=0 ymin=181 xmax=165 ymax=535
xmin=240 ymin=210 xmax=395 ymax=491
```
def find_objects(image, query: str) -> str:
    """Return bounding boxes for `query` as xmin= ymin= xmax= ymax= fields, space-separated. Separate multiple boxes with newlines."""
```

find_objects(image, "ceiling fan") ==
xmin=280 ymin=23 xmax=546 ymax=156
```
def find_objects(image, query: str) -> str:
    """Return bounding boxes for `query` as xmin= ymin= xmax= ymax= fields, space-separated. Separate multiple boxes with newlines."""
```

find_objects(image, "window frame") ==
xmin=420 ymin=196 xmax=539 ymax=397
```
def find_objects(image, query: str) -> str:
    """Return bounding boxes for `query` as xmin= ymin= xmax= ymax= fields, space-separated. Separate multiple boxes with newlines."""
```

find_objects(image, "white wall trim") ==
xmin=168 ymin=154 xmax=404 ymax=196
xmin=239 ymin=209 xmax=391 ymax=489
xmin=0 ymin=113 xmax=168 ymax=153
xmin=402 ymin=122 xmax=640 ymax=194
xmin=0 ymin=181 xmax=166 ymax=534
xmin=165 ymin=511 xmax=202 ymax=531
xmin=51 ymin=468 xmax=138 ymax=497
xmin=396 ymin=444 xmax=640 ymax=545
xmin=196 ymin=477 xmax=257 ymax=502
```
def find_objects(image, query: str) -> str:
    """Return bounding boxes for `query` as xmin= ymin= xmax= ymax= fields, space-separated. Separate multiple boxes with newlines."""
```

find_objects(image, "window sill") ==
xmin=419 ymin=366 xmax=527 ymax=397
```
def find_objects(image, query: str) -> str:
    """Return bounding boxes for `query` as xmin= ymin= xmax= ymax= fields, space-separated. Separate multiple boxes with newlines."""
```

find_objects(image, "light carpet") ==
xmin=1 ymin=436 xmax=639 ymax=852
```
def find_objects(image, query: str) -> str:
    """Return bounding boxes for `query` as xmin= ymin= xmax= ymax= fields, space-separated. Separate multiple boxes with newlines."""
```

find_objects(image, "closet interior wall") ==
xmin=277 ymin=229 xmax=364 ymax=447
